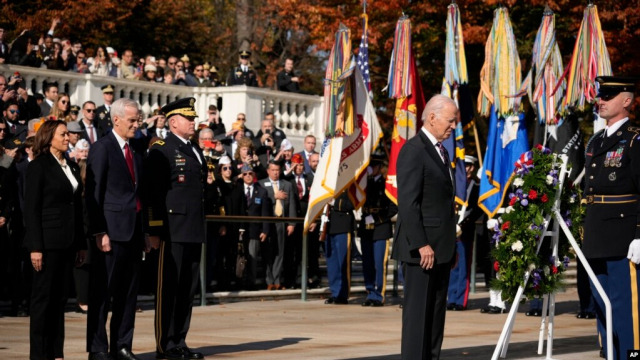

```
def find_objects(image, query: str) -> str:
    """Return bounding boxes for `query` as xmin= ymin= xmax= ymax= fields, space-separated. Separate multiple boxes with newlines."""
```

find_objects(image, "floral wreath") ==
xmin=488 ymin=144 xmax=584 ymax=302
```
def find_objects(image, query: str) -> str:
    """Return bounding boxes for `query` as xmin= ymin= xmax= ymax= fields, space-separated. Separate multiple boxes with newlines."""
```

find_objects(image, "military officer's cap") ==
xmin=70 ymin=105 xmax=80 ymax=115
xmin=239 ymin=50 xmax=251 ymax=58
xmin=464 ymin=155 xmax=478 ymax=164
xmin=180 ymin=54 xmax=190 ymax=62
xmin=370 ymin=154 xmax=386 ymax=167
xmin=218 ymin=156 xmax=231 ymax=166
xmin=161 ymin=97 xmax=198 ymax=119
xmin=210 ymin=65 xmax=218 ymax=73
xmin=101 ymin=84 xmax=114 ymax=93
xmin=596 ymin=76 xmax=638 ymax=98
xmin=203 ymin=62 xmax=211 ymax=70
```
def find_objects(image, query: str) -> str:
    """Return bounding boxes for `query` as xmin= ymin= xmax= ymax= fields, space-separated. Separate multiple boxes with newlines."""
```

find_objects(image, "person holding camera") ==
xmin=253 ymin=113 xmax=286 ymax=165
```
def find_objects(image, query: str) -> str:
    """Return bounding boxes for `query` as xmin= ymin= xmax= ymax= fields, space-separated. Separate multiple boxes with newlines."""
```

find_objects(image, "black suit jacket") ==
xmin=85 ymin=131 xmax=144 ymax=242
xmin=290 ymin=173 xmax=313 ymax=217
xmin=95 ymin=105 xmax=113 ymax=129
xmin=392 ymin=130 xmax=456 ymax=265
xmin=78 ymin=119 xmax=107 ymax=143
xmin=23 ymin=153 xmax=84 ymax=251
xmin=234 ymin=183 xmax=271 ymax=239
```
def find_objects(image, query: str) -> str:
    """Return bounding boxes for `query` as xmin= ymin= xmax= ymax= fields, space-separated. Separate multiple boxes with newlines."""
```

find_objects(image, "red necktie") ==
xmin=297 ymin=176 xmax=303 ymax=199
xmin=88 ymin=125 xmax=95 ymax=143
xmin=124 ymin=143 xmax=141 ymax=212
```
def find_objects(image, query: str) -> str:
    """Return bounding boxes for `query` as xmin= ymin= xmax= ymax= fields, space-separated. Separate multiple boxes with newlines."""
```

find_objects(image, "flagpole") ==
xmin=473 ymin=122 xmax=483 ymax=168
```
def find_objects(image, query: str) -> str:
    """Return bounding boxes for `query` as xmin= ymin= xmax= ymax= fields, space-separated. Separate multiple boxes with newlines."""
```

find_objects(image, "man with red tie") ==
xmin=86 ymin=98 xmax=149 ymax=360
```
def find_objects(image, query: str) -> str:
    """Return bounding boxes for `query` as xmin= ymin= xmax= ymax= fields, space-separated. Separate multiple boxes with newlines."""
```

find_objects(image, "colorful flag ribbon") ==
xmin=322 ymin=24 xmax=354 ymax=137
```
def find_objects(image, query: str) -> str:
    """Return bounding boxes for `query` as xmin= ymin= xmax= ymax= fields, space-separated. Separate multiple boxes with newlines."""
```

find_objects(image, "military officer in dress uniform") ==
xmin=360 ymin=155 xmax=397 ymax=307
xmin=582 ymin=76 xmax=640 ymax=360
xmin=95 ymin=84 xmax=114 ymax=130
xmin=145 ymin=97 xmax=207 ymax=360
xmin=226 ymin=50 xmax=258 ymax=87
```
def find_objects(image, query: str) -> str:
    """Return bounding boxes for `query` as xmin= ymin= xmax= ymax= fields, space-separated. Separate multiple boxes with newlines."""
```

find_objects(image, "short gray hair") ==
xmin=111 ymin=98 xmax=139 ymax=119
xmin=199 ymin=128 xmax=213 ymax=138
xmin=422 ymin=94 xmax=457 ymax=122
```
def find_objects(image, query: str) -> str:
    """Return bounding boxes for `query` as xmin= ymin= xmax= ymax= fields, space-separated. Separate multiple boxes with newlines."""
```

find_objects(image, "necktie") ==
xmin=297 ymin=176 xmax=303 ymax=200
xmin=246 ymin=186 xmax=251 ymax=207
xmin=88 ymin=125 xmax=95 ymax=143
xmin=10 ymin=124 xmax=15 ymax=133
xmin=124 ymin=144 xmax=141 ymax=212
xmin=273 ymin=181 xmax=283 ymax=216
xmin=436 ymin=142 xmax=449 ymax=165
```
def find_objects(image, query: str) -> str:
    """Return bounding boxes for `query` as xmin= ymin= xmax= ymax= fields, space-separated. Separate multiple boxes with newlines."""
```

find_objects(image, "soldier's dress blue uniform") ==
xmin=583 ymin=77 xmax=640 ymax=360
xmin=325 ymin=191 xmax=355 ymax=304
xmin=360 ymin=173 xmax=397 ymax=306
xmin=145 ymin=98 xmax=207 ymax=360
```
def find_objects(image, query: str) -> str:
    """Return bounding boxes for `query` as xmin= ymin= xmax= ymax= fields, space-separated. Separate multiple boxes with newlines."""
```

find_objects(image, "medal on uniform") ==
xmin=614 ymin=147 xmax=623 ymax=167
xmin=604 ymin=151 xmax=612 ymax=167
xmin=609 ymin=172 xmax=616 ymax=181
xmin=178 ymin=174 xmax=185 ymax=183
xmin=175 ymin=153 xmax=186 ymax=167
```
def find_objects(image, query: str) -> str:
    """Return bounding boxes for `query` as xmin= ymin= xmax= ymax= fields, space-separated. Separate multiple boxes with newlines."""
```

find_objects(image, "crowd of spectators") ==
xmin=0 ymin=20 xmax=301 ymax=92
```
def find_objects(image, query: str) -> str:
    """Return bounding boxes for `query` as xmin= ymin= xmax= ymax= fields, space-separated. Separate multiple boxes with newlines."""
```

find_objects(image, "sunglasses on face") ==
xmin=221 ymin=166 xmax=232 ymax=171
xmin=9 ymin=109 xmax=19 ymax=114
xmin=60 ymin=100 xmax=68 ymax=104
xmin=85 ymin=108 xmax=96 ymax=113
xmin=598 ymin=94 xmax=618 ymax=101
xmin=0 ymin=127 xmax=7 ymax=132
xmin=168 ymin=62 xmax=176 ymax=65
xmin=242 ymin=172 xmax=255 ymax=176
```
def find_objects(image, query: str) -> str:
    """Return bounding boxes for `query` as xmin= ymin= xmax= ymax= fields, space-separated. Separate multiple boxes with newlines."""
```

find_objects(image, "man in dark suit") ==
xmin=286 ymin=154 xmax=314 ymax=288
xmin=259 ymin=161 xmax=297 ymax=290
xmin=145 ymin=97 xmax=207 ymax=360
xmin=85 ymin=98 xmax=148 ymax=360
xmin=234 ymin=164 xmax=271 ymax=289
xmin=78 ymin=101 xmax=107 ymax=144
xmin=95 ymin=85 xmax=115 ymax=130
xmin=296 ymin=135 xmax=317 ymax=175
xmin=3 ymin=100 xmax=27 ymax=141
xmin=0 ymin=27 xmax=8 ymax=63
xmin=392 ymin=94 xmax=458 ymax=360
xmin=39 ymin=82 xmax=58 ymax=117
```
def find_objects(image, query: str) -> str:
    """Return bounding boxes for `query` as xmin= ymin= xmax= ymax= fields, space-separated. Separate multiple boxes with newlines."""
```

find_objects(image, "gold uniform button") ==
xmin=621 ymin=214 xmax=624 ymax=218
xmin=592 ymin=163 xmax=596 ymax=168
xmin=169 ymin=210 xmax=173 ymax=213
xmin=589 ymin=188 xmax=593 ymax=192
xmin=589 ymin=176 xmax=594 ymax=179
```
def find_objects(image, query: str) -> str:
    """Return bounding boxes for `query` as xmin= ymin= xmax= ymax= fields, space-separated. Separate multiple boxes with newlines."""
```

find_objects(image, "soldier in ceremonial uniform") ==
xmin=226 ymin=50 xmax=258 ymax=87
xmin=582 ymin=76 xmax=640 ymax=360
xmin=360 ymin=155 xmax=397 ymax=307
xmin=145 ymin=97 xmax=207 ymax=360
xmin=324 ymin=190 xmax=355 ymax=304
xmin=95 ymin=84 xmax=114 ymax=130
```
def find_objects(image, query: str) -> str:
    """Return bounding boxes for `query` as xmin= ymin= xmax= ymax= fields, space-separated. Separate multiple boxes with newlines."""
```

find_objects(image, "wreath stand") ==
xmin=491 ymin=155 xmax=614 ymax=360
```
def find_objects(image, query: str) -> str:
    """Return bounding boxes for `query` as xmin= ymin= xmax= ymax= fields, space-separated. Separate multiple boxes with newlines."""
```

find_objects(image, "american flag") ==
xmin=358 ymin=13 xmax=372 ymax=99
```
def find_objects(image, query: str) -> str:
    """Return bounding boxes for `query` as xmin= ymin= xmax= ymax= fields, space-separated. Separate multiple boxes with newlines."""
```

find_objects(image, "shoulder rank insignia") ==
xmin=152 ymin=140 xmax=165 ymax=147
xmin=629 ymin=127 xmax=640 ymax=148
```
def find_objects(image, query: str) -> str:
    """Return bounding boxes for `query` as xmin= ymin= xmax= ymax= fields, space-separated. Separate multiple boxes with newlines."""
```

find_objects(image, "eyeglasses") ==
xmin=221 ymin=166 xmax=232 ymax=171
xmin=0 ymin=127 xmax=7 ymax=132
xmin=237 ymin=117 xmax=245 ymax=120
xmin=242 ymin=172 xmax=255 ymax=176
xmin=9 ymin=109 xmax=19 ymax=114
xmin=85 ymin=109 xmax=96 ymax=113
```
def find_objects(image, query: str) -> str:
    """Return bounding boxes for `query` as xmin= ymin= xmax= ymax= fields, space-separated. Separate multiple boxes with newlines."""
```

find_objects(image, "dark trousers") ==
xmin=325 ymin=232 xmax=351 ymax=300
xmin=361 ymin=234 xmax=390 ymax=302
xmin=284 ymin=224 xmax=303 ymax=288
xmin=401 ymin=261 xmax=451 ymax=360
xmin=447 ymin=238 xmax=472 ymax=307
xmin=30 ymin=249 xmax=74 ymax=360
xmin=577 ymin=257 xmax=595 ymax=313
xmin=87 ymin=239 xmax=142 ymax=354
xmin=264 ymin=223 xmax=285 ymax=286
xmin=155 ymin=241 xmax=201 ymax=353
xmin=306 ymin=228 xmax=321 ymax=283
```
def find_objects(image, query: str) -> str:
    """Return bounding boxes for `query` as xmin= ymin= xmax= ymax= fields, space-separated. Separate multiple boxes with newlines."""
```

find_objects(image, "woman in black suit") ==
xmin=24 ymin=120 xmax=86 ymax=360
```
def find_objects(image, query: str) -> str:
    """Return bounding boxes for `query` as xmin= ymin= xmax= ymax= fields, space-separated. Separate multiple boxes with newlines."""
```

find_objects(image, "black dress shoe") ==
xmin=452 ymin=304 xmax=466 ymax=311
xmin=362 ymin=299 xmax=373 ymax=306
xmin=334 ymin=297 xmax=348 ymax=304
xmin=480 ymin=306 xmax=507 ymax=314
xmin=157 ymin=347 xmax=186 ymax=360
xmin=525 ymin=309 xmax=542 ymax=317
xmin=446 ymin=303 xmax=455 ymax=310
xmin=113 ymin=348 xmax=141 ymax=360
xmin=179 ymin=347 xmax=204 ymax=360
xmin=325 ymin=297 xmax=336 ymax=304
xmin=370 ymin=300 xmax=384 ymax=307
xmin=576 ymin=311 xmax=596 ymax=319
xmin=89 ymin=352 xmax=114 ymax=360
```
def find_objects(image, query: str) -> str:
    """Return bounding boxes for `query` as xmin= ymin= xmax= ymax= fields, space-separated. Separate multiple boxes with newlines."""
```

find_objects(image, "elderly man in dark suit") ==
xmin=392 ymin=94 xmax=458 ymax=360
xmin=85 ymin=98 xmax=148 ymax=360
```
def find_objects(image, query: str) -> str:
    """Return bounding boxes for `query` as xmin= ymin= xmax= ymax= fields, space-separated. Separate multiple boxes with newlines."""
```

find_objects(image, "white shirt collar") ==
xmin=421 ymin=127 xmax=439 ymax=146
xmin=46 ymin=99 xmax=54 ymax=107
xmin=174 ymin=133 xmax=190 ymax=145
xmin=112 ymin=130 xmax=129 ymax=150
xmin=605 ymin=117 xmax=628 ymax=137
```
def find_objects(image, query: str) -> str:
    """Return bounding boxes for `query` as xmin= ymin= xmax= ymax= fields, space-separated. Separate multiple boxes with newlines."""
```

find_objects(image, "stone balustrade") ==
xmin=0 ymin=64 xmax=324 ymax=150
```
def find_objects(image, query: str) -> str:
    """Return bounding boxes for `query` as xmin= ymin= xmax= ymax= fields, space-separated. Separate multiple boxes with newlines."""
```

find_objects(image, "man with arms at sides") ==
xmin=79 ymin=100 xmax=105 ymax=144
xmin=582 ymin=76 xmax=640 ymax=359
xmin=308 ymin=152 xmax=319 ymax=176
xmin=259 ymin=161 xmax=297 ymax=290
xmin=296 ymin=134 xmax=317 ymax=175
xmin=85 ymin=98 xmax=149 ymax=360
xmin=392 ymin=94 xmax=458 ymax=360
xmin=145 ymin=97 xmax=207 ymax=360
xmin=39 ymin=81 xmax=58 ymax=117
xmin=95 ymin=84 xmax=115 ymax=130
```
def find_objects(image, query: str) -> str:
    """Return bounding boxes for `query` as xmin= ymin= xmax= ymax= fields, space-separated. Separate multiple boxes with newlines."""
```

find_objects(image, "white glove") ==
xmin=456 ymin=224 xmax=462 ymax=237
xmin=627 ymin=239 xmax=640 ymax=264
xmin=365 ymin=215 xmax=375 ymax=225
